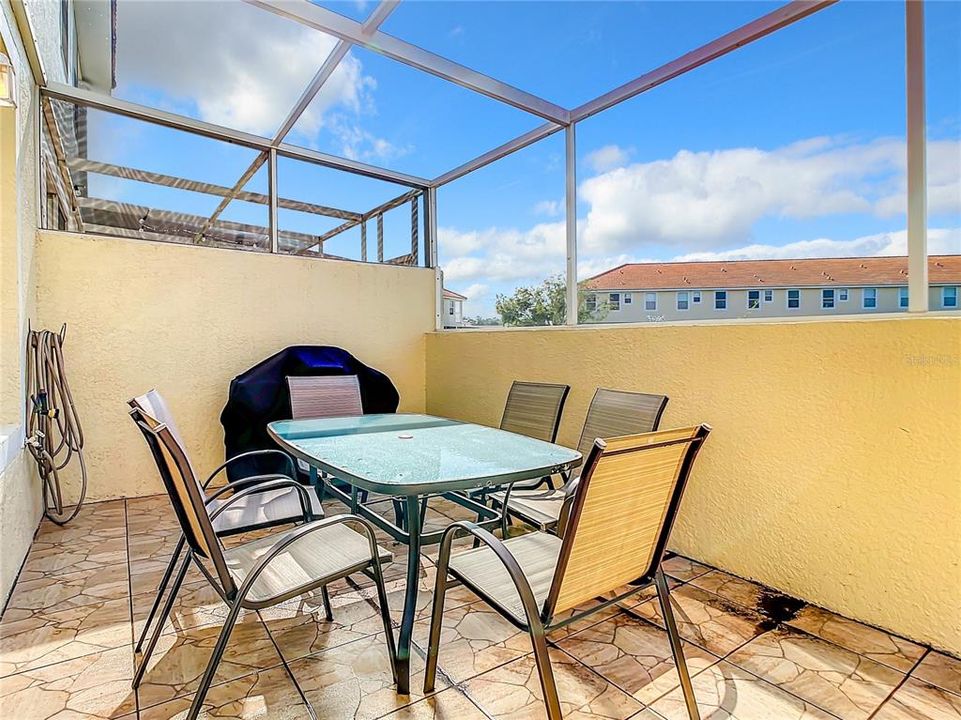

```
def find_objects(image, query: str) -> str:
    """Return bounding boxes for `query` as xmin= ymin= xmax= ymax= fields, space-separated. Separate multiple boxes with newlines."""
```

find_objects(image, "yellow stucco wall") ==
xmin=36 ymin=231 xmax=435 ymax=500
xmin=425 ymin=317 xmax=961 ymax=653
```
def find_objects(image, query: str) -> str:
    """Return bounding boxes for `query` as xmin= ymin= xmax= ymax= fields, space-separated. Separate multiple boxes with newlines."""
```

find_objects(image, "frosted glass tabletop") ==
xmin=268 ymin=413 xmax=581 ymax=496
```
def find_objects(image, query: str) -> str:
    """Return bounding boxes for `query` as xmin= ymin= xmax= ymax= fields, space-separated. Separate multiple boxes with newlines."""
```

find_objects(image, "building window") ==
xmin=677 ymin=291 xmax=689 ymax=311
xmin=448 ymin=305 xmax=454 ymax=315
xmin=899 ymin=287 xmax=909 ymax=308
xmin=943 ymin=287 xmax=958 ymax=308
xmin=609 ymin=292 xmax=620 ymax=311
xmin=624 ymin=292 xmax=633 ymax=305
xmin=747 ymin=290 xmax=761 ymax=309
xmin=764 ymin=289 xmax=773 ymax=303
xmin=863 ymin=288 xmax=877 ymax=309
xmin=692 ymin=291 xmax=701 ymax=303
xmin=822 ymin=289 xmax=835 ymax=309
xmin=714 ymin=291 xmax=727 ymax=310
xmin=585 ymin=293 xmax=597 ymax=312
xmin=644 ymin=292 xmax=657 ymax=310
xmin=839 ymin=288 xmax=849 ymax=301
xmin=787 ymin=289 xmax=800 ymax=309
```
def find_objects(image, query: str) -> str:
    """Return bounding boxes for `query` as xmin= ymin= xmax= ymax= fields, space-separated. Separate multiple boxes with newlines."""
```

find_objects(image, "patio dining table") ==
xmin=267 ymin=413 xmax=581 ymax=694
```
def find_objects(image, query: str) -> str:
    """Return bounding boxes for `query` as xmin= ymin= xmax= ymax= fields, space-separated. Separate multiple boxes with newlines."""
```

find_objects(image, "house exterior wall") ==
xmin=35 ymin=231 xmax=436 ymax=501
xmin=426 ymin=316 xmax=961 ymax=654
xmin=586 ymin=285 xmax=956 ymax=324
xmin=442 ymin=298 xmax=463 ymax=327
xmin=0 ymin=1 xmax=43 ymax=606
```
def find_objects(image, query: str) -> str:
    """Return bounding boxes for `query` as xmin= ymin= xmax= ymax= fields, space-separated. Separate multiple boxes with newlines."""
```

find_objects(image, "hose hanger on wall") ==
xmin=25 ymin=323 xmax=88 ymax=525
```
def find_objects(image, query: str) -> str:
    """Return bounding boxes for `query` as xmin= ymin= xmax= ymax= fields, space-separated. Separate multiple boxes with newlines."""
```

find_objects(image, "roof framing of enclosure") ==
xmin=15 ymin=0 xmax=933 ymax=319
xmin=30 ymin=0 xmax=837 ymax=191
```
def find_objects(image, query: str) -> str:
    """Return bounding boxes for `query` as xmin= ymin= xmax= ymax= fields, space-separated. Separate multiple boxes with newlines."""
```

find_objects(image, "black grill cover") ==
xmin=220 ymin=346 xmax=399 ymax=481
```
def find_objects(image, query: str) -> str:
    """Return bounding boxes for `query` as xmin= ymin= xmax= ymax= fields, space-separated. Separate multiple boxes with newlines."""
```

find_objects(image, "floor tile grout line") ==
xmin=679 ymin=562 xmax=937 ymax=669
xmin=135 ymin=654 xmax=291 ymax=714
xmin=675 ymin=568 xmax=934 ymax=678
xmin=0 ymin=500 xmax=124 ymax=622
xmin=866 ymin=647 xmax=931 ymax=720
xmin=716 ymin=637 xmax=849 ymax=720
xmin=257 ymin=608 xmax=318 ymax=720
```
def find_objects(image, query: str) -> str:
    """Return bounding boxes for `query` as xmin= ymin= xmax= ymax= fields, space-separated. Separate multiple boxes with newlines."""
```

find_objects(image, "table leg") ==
xmin=395 ymin=495 xmax=421 ymax=695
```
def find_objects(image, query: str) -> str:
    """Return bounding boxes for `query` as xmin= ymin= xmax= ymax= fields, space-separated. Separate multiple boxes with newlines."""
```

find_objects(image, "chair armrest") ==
xmin=207 ymin=478 xmax=313 ymax=523
xmin=203 ymin=449 xmax=297 ymax=488
xmin=204 ymin=474 xmax=294 ymax=504
xmin=435 ymin=520 xmax=545 ymax=627
xmin=234 ymin=514 xmax=385 ymax=598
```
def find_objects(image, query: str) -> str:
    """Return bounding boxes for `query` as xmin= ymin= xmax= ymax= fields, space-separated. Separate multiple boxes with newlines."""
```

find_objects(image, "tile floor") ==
xmin=0 ymin=496 xmax=958 ymax=720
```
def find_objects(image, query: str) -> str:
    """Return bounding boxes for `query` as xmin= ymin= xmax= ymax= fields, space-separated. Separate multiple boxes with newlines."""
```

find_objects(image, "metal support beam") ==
xmin=42 ymin=83 xmax=431 ymax=188
xmin=571 ymin=1 xmax=837 ymax=123
xmin=425 ymin=186 xmax=438 ymax=268
xmin=39 ymin=96 xmax=84 ymax=230
xmin=377 ymin=214 xmax=384 ymax=261
xmin=293 ymin=188 xmax=420 ymax=255
xmin=432 ymin=122 xmax=563 ymax=187
xmin=245 ymin=0 xmax=570 ymax=125
xmin=410 ymin=196 xmax=419 ymax=265
xmin=906 ymin=0 xmax=928 ymax=312
xmin=66 ymin=157 xmax=361 ymax=220
xmin=272 ymin=0 xmax=398 ymax=145
xmin=565 ymin=125 xmax=577 ymax=326
xmin=360 ymin=220 xmax=367 ymax=261
xmin=268 ymin=148 xmax=279 ymax=252
xmin=193 ymin=153 xmax=267 ymax=242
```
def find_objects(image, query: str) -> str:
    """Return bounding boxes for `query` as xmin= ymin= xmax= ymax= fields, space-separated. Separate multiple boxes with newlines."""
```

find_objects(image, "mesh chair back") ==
xmin=129 ymin=390 xmax=234 ymax=593
xmin=545 ymin=425 xmax=710 ymax=616
xmin=499 ymin=381 xmax=570 ymax=443
xmin=575 ymin=389 xmax=669 ymax=458
xmin=288 ymin=375 xmax=363 ymax=419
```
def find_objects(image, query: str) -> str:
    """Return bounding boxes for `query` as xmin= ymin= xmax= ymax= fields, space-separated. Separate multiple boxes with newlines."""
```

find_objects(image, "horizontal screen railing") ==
xmin=39 ymin=93 xmax=431 ymax=268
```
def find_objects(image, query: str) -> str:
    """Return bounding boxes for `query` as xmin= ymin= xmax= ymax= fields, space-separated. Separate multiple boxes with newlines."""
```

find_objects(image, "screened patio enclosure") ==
xmin=31 ymin=0 xmax=948 ymax=327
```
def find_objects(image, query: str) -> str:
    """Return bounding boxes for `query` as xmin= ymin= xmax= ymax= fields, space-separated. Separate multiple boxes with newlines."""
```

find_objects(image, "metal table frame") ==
xmin=267 ymin=414 xmax=580 ymax=694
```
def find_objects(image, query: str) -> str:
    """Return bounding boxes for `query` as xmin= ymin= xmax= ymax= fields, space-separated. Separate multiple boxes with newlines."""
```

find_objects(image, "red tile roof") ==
xmin=443 ymin=288 xmax=467 ymax=300
xmin=584 ymin=255 xmax=961 ymax=291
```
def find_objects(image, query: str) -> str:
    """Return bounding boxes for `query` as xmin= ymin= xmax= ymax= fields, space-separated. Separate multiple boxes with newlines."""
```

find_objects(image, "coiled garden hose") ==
xmin=25 ymin=324 xmax=87 ymax=525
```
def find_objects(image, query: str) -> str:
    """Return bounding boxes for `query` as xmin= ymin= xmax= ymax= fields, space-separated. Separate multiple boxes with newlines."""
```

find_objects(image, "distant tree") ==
xmin=464 ymin=315 xmax=502 ymax=326
xmin=495 ymin=275 xmax=608 ymax=326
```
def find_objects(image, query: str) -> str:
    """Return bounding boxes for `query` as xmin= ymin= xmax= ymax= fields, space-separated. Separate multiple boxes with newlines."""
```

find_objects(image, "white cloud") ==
xmin=578 ymin=137 xmax=961 ymax=255
xmin=584 ymin=144 xmax=632 ymax=173
xmin=114 ymin=0 xmax=397 ymax=159
xmin=439 ymin=222 xmax=566 ymax=283
xmin=533 ymin=199 xmax=563 ymax=217
xmin=672 ymin=227 xmax=961 ymax=263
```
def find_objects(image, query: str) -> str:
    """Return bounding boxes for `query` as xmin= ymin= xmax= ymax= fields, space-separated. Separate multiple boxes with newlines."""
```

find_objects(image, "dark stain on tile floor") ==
xmin=757 ymin=589 xmax=806 ymax=629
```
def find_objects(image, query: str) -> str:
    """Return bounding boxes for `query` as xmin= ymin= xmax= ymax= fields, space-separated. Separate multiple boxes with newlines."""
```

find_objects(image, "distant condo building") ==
xmin=442 ymin=288 xmax=467 ymax=328
xmin=582 ymin=255 xmax=961 ymax=323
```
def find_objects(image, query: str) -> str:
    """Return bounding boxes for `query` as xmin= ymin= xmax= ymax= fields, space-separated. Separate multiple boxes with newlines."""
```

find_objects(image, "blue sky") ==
xmin=72 ymin=0 xmax=960 ymax=317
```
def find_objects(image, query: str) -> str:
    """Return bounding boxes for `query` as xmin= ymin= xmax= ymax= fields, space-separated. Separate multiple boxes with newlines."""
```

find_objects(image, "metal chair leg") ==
xmin=423 ymin=535 xmax=452 ymax=693
xmin=133 ymin=550 xmax=191 ymax=688
xmin=185 ymin=598 xmax=245 ymax=720
xmin=134 ymin=535 xmax=185 ymax=652
xmin=370 ymin=553 xmax=399 ymax=685
xmin=321 ymin=585 xmax=334 ymax=621
xmin=656 ymin=568 xmax=701 ymax=720
xmin=530 ymin=625 xmax=563 ymax=720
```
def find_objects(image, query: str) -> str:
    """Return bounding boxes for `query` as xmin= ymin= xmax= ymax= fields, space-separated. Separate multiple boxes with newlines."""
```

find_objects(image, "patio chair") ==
xmin=423 ymin=380 xmax=571 ymax=527
xmin=425 ymin=425 xmax=711 ymax=720
xmin=128 ymin=390 xmax=329 ymax=671
xmin=490 ymin=388 xmax=668 ymax=533
xmin=500 ymin=380 xmax=571 ymax=444
xmin=129 ymin=391 xmax=396 ymax=720
xmin=287 ymin=374 xmax=371 ymax=505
